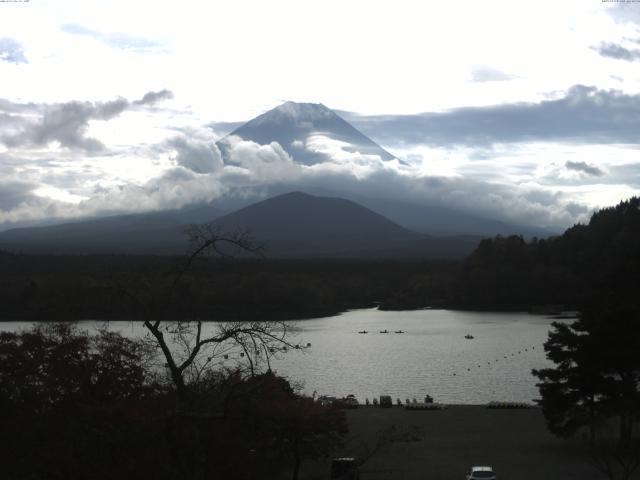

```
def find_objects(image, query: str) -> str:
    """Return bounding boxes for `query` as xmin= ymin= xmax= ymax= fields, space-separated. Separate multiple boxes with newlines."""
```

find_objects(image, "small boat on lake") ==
xmin=380 ymin=329 xmax=389 ymax=334
xmin=464 ymin=334 xmax=474 ymax=339
xmin=394 ymin=330 xmax=405 ymax=334
xmin=358 ymin=330 xmax=368 ymax=334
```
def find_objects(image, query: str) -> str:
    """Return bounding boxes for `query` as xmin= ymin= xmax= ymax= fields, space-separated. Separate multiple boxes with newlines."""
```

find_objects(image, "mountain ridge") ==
xmin=0 ymin=191 xmax=482 ymax=258
xmin=209 ymin=191 xmax=481 ymax=259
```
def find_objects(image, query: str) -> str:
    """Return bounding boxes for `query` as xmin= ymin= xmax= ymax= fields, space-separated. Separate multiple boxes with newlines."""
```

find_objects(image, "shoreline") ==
xmin=0 ymin=304 xmax=568 ymax=323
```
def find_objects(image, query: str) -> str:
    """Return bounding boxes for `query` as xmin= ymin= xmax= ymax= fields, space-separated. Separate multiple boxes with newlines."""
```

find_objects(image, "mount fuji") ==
xmin=0 ymin=101 xmax=551 ymax=256
xmin=217 ymin=101 xmax=398 ymax=166
xmin=213 ymin=101 xmax=549 ymax=238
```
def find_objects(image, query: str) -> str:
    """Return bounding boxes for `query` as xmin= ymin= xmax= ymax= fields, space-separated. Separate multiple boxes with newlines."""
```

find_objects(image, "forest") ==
xmin=1 ymin=197 xmax=639 ymax=321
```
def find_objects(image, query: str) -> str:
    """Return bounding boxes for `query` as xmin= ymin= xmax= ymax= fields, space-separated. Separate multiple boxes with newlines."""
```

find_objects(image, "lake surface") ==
xmin=2 ymin=308 xmax=557 ymax=404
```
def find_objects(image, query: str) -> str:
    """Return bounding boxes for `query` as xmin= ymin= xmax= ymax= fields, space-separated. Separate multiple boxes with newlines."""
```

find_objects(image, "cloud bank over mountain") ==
xmin=0 ymin=96 xmax=618 ymax=232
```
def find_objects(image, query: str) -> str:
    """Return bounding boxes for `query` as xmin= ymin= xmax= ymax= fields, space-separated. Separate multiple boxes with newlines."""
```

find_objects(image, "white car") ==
xmin=467 ymin=466 xmax=496 ymax=480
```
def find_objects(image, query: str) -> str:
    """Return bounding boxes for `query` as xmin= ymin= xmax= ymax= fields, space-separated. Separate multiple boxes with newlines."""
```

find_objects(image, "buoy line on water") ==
xmin=450 ymin=344 xmax=542 ymax=377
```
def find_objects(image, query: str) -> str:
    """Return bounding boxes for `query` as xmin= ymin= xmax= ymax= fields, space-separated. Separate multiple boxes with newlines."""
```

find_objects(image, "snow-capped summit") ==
xmin=256 ymin=101 xmax=336 ymax=124
xmin=217 ymin=101 xmax=396 ymax=165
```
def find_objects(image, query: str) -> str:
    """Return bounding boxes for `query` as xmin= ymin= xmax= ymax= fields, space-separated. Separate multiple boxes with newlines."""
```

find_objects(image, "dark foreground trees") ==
xmin=0 ymin=323 xmax=167 ymax=480
xmin=0 ymin=324 xmax=346 ymax=480
xmin=533 ymin=299 xmax=640 ymax=480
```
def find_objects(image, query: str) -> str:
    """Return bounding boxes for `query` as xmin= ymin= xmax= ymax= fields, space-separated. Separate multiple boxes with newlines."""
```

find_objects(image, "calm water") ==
xmin=1 ymin=308 xmax=557 ymax=404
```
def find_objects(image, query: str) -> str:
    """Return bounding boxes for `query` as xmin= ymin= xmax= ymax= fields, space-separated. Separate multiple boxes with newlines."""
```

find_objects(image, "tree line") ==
xmin=2 ymin=198 xmax=640 ymax=320
xmin=530 ymin=198 xmax=640 ymax=480
xmin=0 ymin=253 xmax=457 ymax=321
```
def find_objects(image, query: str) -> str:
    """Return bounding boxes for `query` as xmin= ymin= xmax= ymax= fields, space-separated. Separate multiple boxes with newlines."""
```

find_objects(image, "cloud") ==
xmin=223 ymin=136 xmax=301 ymax=183
xmin=0 ymin=180 xmax=40 ymax=210
xmin=593 ymin=42 xmax=640 ymax=61
xmin=0 ymin=38 xmax=27 ymax=64
xmin=61 ymin=24 xmax=162 ymax=52
xmin=135 ymin=89 xmax=174 ymax=106
xmin=343 ymin=85 xmax=640 ymax=147
xmin=0 ymin=90 xmax=173 ymax=152
xmin=0 ymin=135 xmax=300 ymax=227
xmin=1 ymin=102 xmax=635 ymax=234
xmin=0 ymin=99 xmax=38 ymax=114
xmin=469 ymin=66 xmax=515 ymax=82
xmin=207 ymin=121 xmax=245 ymax=138
xmin=609 ymin=163 xmax=640 ymax=188
xmin=0 ymin=130 xmax=619 ymax=233
xmin=210 ymin=137 xmax=587 ymax=231
xmin=76 ymin=167 xmax=226 ymax=216
xmin=0 ymin=176 xmax=66 ymax=228
xmin=3 ymin=99 xmax=126 ymax=152
xmin=565 ymin=161 xmax=604 ymax=177
xmin=607 ymin=4 xmax=640 ymax=25
xmin=0 ymin=135 xmax=351 ymax=225
xmin=166 ymin=136 xmax=223 ymax=174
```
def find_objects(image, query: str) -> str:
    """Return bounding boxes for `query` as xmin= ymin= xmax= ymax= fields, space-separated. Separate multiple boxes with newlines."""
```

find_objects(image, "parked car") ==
xmin=344 ymin=394 xmax=359 ymax=409
xmin=466 ymin=466 xmax=496 ymax=480
xmin=331 ymin=457 xmax=359 ymax=479
xmin=317 ymin=395 xmax=338 ymax=406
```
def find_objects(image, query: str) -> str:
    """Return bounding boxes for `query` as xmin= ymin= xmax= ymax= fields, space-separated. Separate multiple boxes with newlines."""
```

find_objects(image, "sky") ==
xmin=1 ymin=0 xmax=639 ymax=231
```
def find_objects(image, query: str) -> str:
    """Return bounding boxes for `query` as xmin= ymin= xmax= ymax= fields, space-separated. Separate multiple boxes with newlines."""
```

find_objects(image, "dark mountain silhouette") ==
xmin=0 ymin=205 xmax=222 ymax=254
xmin=0 ymin=192 xmax=481 ymax=258
xmin=342 ymin=194 xmax=553 ymax=238
xmin=205 ymin=183 xmax=553 ymax=238
xmin=210 ymin=192 xmax=481 ymax=258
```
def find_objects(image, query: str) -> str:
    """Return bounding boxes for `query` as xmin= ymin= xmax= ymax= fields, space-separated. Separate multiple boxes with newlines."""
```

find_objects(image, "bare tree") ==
xmin=113 ymin=224 xmax=309 ymax=479
xmin=119 ymin=223 xmax=300 ymax=406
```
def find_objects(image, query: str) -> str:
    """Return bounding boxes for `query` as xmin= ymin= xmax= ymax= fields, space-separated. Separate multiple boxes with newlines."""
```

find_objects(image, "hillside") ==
xmin=210 ymin=192 xmax=481 ymax=258
xmin=0 ymin=192 xmax=481 ymax=259
xmin=0 ymin=205 xmax=222 ymax=254
xmin=452 ymin=197 xmax=640 ymax=309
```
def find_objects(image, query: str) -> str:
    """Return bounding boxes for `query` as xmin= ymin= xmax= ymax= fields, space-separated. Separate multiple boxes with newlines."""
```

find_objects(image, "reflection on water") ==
xmin=270 ymin=308 xmax=555 ymax=404
xmin=1 ymin=308 xmax=557 ymax=404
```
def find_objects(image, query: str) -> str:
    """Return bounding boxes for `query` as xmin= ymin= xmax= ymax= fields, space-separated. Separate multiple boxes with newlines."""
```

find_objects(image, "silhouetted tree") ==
xmin=532 ymin=319 xmax=604 ymax=440
xmin=116 ymin=224 xmax=316 ymax=479
xmin=117 ymin=224 xmax=299 ymax=407
xmin=533 ymin=298 xmax=640 ymax=480
xmin=0 ymin=323 xmax=168 ymax=480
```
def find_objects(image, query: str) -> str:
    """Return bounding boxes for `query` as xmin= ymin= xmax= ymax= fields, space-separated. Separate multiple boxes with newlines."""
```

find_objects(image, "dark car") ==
xmin=331 ymin=457 xmax=359 ymax=479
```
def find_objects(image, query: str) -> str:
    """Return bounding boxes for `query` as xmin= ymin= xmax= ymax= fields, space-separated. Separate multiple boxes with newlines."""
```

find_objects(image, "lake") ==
xmin=1 ymin=308 xmax=558 ymax=404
